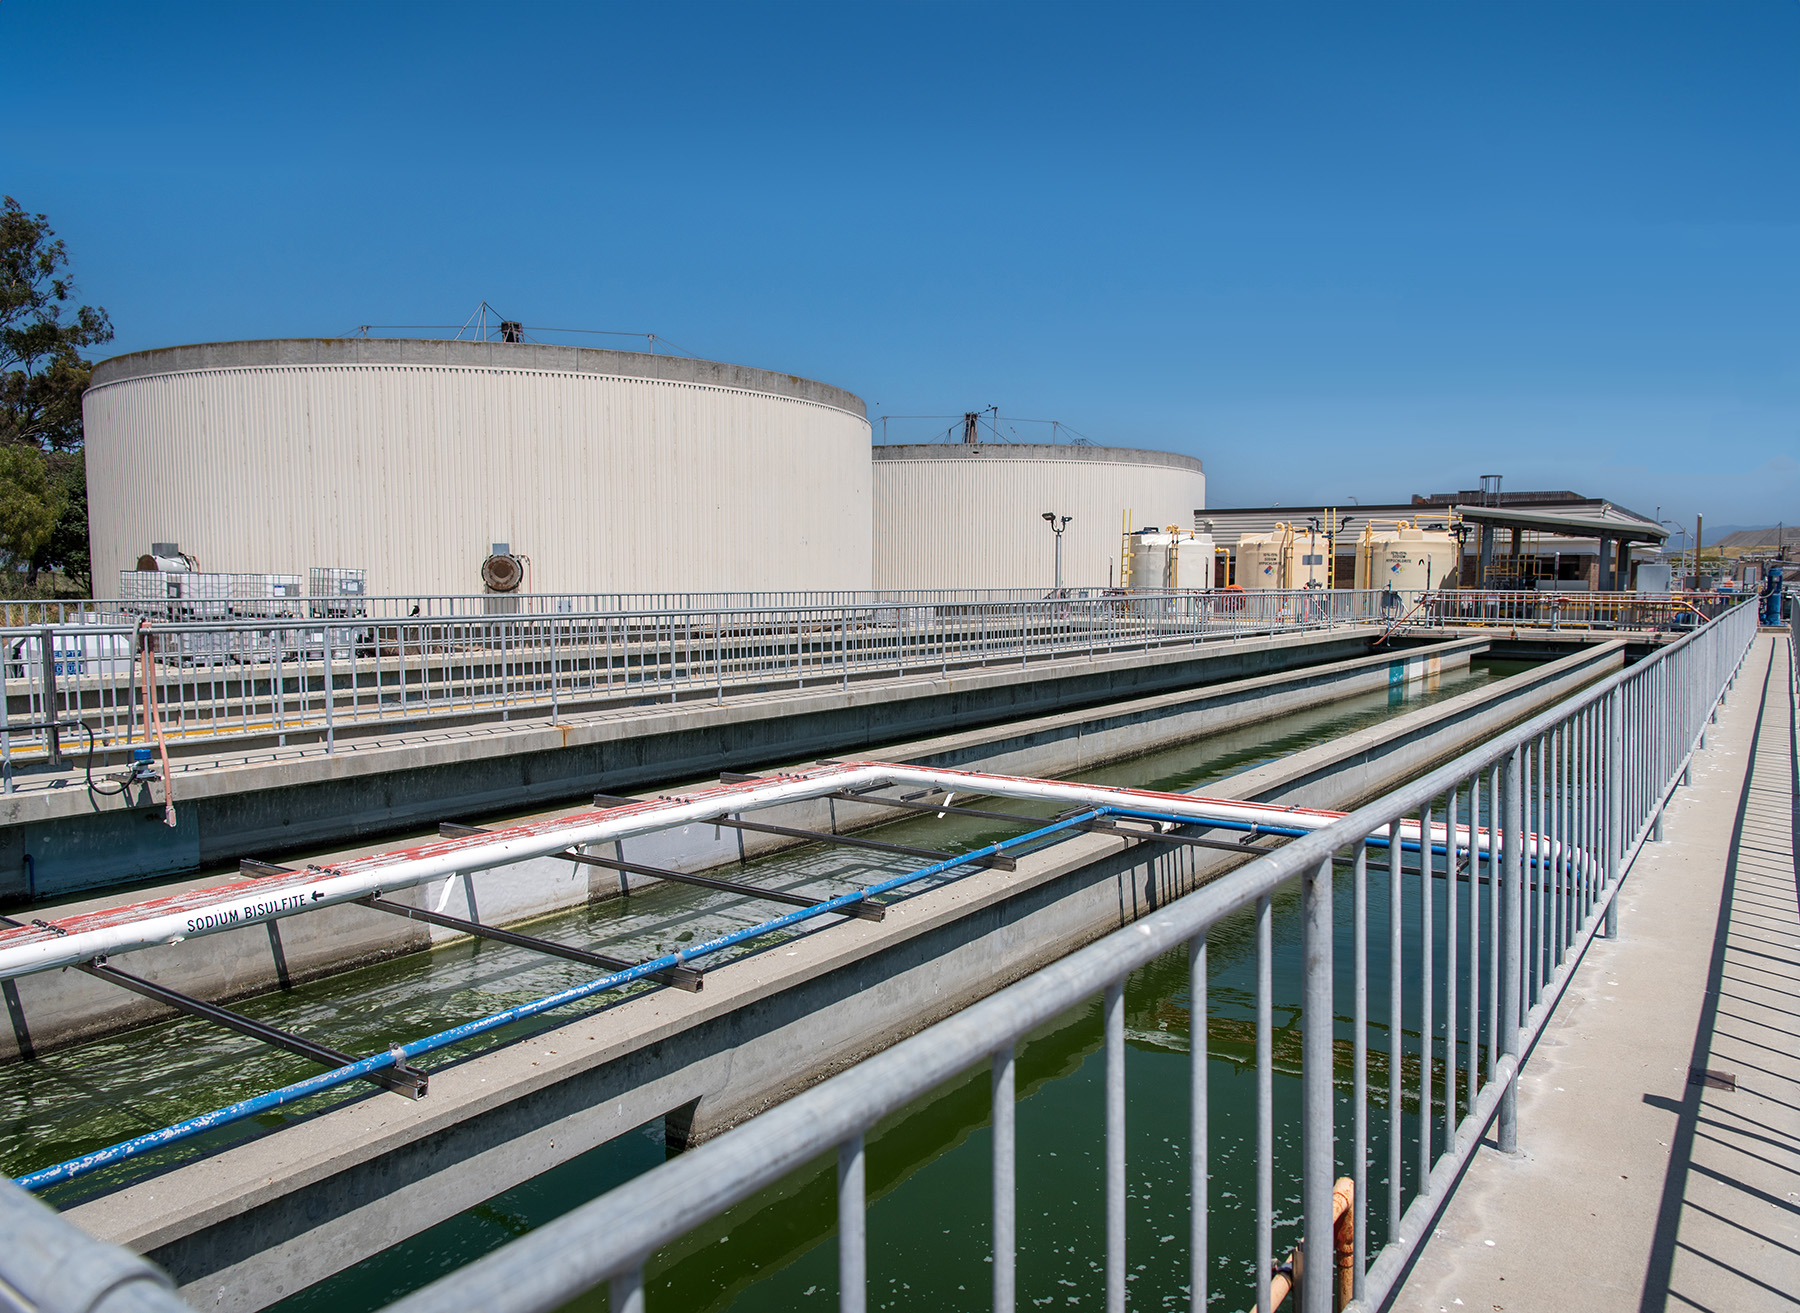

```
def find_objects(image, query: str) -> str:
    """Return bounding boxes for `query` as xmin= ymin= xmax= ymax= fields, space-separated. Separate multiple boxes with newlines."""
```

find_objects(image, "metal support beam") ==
xmin=4 ymin=907 xmax=421 ymax=1101
xmin=1081 ymin=817 xmax=1285 ymax=857
xmin=78 ymin=957 xmax=427 ymax=1098
xmin=823 ymin=789 xmax=1049 ymax=826
xmin=250 ymin=855 xmax=705 ymax=990
xmin=361 ymin=896 xmax=704 ymax=992
xmin=573 ymin=849 xmax=887 ymax=923
xmin=713 ymin=813 xmax=1018 ymax=871
xmin=599 ymin=793 xmax=1017 ymax=871
xmin=439 ymin=822 xmax=885 ymax=923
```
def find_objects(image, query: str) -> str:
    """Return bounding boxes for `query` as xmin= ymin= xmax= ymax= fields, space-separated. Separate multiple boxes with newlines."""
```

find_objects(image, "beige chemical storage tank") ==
xmin=1355 ymin=522 xmax=1461 ymax=591
xmin=1234 ymin=526 xmax=1293 ymax=590
xmin=1285 ymin=525 xmax=1334 ymax=590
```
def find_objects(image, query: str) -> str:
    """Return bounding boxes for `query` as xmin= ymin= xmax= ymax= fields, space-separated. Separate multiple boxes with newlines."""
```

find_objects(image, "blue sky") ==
xmin=4 ymin=1 xmax=1796 ymax=527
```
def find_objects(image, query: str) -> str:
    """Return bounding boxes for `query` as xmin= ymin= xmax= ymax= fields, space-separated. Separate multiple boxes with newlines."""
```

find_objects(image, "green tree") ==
xmin=0 ymin=444 xmax=57 ymax=566
xmin=1 ymin=195 xmax=113 ymax=594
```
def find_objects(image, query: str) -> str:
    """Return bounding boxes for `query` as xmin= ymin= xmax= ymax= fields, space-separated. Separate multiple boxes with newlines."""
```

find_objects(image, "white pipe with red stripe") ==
xmin=0 ymin=761 xmax=1524 ymax=982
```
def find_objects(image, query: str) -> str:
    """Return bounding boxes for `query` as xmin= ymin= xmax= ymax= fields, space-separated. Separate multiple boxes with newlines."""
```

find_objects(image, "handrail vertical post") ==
xmin=1105 ymin=978 xmax=1126 ymax=1313
xmin=323 ymin=631 xmax=336 ymax=755
xmin=839 ymin=1133 xmax=866 ymax=1313
xmin=1256 ymin=893 xmax=1274 ymax=1313
xmin=38 ymin=624 xmax=62 ymax=768
xmin=993 ymin=1045 xmax=1016 ymax=1313
xmin=1352 ymin=841 xmax=1368 ymax=1305
xmin=1301 ymin=855 xmax=1336 ymax=1313
xmin=1605 ymin=685 xmax=1624 ymax=939
xmin=1498 ymin=744 xmax=1523 ymax=1153
xmin=1190 ymin=936 xmax=1208 ymax=1313
xmin=1386 ymin=820 xmax=1403 ymax=1240
xmin=610 ymin=1267 xmax=644 ymax=1313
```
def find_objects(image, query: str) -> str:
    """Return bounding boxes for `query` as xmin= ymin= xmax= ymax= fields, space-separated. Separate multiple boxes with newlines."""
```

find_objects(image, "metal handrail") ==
xmin=0 ymin=590 xmax=1403 ymax=781
xmin=370 ymin=599 xmax=1757 ymax=1313
xmin=0 ymin=599 xmax=1757 ymax=1310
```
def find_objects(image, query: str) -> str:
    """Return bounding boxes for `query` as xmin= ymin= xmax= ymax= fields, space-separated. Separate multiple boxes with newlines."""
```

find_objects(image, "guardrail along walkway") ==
xmin=1397 ymin=629 xmax=1799 ymax=1310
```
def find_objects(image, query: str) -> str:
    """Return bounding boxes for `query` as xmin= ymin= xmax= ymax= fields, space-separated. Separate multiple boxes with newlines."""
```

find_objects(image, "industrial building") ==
xmin=1207 ymin=491 xmax=1668 ymax=591
xmin=83 ymin=339 xmax=875 ymax=598
xmin=872 ymin=442 xmax=1205 ymax=591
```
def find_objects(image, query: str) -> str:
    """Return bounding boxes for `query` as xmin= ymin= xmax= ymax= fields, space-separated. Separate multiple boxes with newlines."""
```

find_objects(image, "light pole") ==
xmin=1042 ymin=512 xmax=1072 ymax=593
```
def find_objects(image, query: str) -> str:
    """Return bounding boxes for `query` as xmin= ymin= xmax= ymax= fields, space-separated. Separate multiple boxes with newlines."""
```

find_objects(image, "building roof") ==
xmin=1200 ymin=505 xmax=1453 ymax=548
xmin=1412 ymin=488 xmax=1586 ymax=507
xmin=1201 ymin=499 xmax=1665 ymax=553
xmin=1451 ymin=501 xmax=1667 ymax=542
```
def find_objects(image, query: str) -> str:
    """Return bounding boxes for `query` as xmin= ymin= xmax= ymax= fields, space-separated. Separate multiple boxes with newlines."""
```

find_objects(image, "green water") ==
xmin=1 ymin=659 xmax=1524 ymax=1309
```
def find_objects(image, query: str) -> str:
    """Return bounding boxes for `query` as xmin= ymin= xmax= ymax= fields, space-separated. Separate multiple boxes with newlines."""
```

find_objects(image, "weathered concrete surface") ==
xmin=57 ymin=643 xmax=1617 ymax=1311
xmin=1393 ymin=633 xmax=1799 ymax=1312
xmin=2 ymin=628 xmax=1386 ymax=899
xmin=1 ymin=638 xmax=1489 ymax=1062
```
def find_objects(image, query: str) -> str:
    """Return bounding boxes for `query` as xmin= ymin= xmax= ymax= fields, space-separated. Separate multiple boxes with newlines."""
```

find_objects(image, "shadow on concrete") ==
xmin=1637 ymin=645 xmax=1799 ymax=1311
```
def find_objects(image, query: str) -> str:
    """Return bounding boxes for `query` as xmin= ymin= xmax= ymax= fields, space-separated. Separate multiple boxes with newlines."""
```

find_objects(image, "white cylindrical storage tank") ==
xmin=1123 ymin=528 xmax=1215 ymax=591
xmin=872 ymin=444 xmax=1205 ymax=591
xmin=84 ymin=339 xmax=873 ymax=598
xmin=1127 ymin=532 xmax=1170 ymax=591
xmin=1171 ymin=530 xmax=1215 ymax=591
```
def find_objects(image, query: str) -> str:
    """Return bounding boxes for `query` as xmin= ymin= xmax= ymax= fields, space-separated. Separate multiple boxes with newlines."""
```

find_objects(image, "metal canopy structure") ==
xmin=1453 ymin=501 xmax=1666 ymax=591
xmin=1449 ymin=502 xmax=1667 ymax=543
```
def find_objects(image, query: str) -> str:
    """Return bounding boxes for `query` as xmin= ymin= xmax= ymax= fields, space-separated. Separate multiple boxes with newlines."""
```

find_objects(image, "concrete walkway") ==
xmin=1395 ymin=632 xmax=1800 ymax=1312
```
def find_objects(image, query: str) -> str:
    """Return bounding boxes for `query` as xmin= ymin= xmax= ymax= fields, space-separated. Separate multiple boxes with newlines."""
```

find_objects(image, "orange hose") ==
xmin=1252 ymin=1177 xmax=1356 ymax=1313
xmin=140 ymin=625 xmax=176 ymax=828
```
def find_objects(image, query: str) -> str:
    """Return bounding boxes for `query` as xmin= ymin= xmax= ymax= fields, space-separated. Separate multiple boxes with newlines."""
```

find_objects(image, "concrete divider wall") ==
xmin=57 ymin=643 xmax=1623 ymax=1312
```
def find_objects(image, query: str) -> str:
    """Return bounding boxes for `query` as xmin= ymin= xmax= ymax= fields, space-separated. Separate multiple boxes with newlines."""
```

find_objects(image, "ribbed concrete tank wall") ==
xmin=83 ymin=339 xmax=873 ymax=597
xmin=871 ymin=443 xmax=1205 ymax=590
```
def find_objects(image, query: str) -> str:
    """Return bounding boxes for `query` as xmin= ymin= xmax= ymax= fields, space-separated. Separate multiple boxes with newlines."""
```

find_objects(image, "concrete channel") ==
xmin=3 ymin=626 xmax=1401 ymax=900
xmin=12 ymin=639 xmax=1621 ymax=1312
xmin=3 ymin=635 xmax=1489 ymax=1061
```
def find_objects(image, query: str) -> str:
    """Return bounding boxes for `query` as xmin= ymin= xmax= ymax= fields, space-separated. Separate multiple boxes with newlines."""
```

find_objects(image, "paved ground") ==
xmin=1395 ymin=632 xmax=1799 ymax=1312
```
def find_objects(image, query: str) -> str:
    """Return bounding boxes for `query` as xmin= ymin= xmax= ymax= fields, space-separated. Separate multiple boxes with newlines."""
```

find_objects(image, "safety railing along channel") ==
xmin=0 ymin=589 xmax=1408 ymax=786
xmin=1402 ymin=589 xmax=1732 ymax=632
xmin=366 ymin=596 xmax=1748 ymax=1313
xmin=0 ymin=597 xmax=1756 ymax=1313
xmin=6 ymin=586 xmax=1131 ymax=626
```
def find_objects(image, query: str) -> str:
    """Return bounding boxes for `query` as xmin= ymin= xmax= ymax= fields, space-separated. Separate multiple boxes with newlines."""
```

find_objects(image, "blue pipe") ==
xmin=19 ymin=802 xmax=1510 ymax=1192
xmin=21 ymin=809 xmax=1109 ymax=1191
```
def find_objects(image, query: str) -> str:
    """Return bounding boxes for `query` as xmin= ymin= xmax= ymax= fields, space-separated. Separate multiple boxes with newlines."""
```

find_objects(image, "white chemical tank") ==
xmin=1126 ymin=528 xmax=1170 ymax=591
xmin=1171 ymin=530 xmax=1215 ymax=590
xmin=1354 ymin=522 xmax=1461 ymax=591
xmin=1124 ymin=527 xmax=1215 ymax=591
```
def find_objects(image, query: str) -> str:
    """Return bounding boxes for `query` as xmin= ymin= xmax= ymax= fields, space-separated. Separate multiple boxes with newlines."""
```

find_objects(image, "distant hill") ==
xmin=1710 ymin=525 xmax=1800 ymax=551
